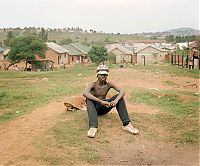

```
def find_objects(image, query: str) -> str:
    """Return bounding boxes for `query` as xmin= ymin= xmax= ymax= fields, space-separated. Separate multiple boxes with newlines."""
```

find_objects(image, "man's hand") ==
xmin=100 ymin=100 xmax=112 ymax=108
xmin=110 ymin=99 xmax=118 ymax=107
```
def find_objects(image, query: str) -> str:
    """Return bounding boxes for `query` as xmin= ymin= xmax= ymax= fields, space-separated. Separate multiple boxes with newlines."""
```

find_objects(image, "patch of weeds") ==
xmin=96 ymin=139 xmax=110 ymax=146
xmin=129 ymin=89 xmax=199 ymax=147
xmin=129 ymin=63 xmax=199 ymax=78
xmin=0 ymin=65 xmax=95 ymax=122
xmin=180 ymin=129 xmax=199 ymax=144
xmin=129 ymin=113 xmax=164 ymax=141
xmin=36 ymin=111 xmax=101 ymax=165
xmin=129 ymin=89 xmax=199 ymax=117
xmin=156 ymin=113 xmax=199 ymax=147
xmin=163 ymin=80 xmax=178 ymax=86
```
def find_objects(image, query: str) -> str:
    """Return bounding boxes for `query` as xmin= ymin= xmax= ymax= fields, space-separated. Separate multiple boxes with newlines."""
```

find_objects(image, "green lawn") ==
xmin=0 ymin=64 xmax=96 ymax=122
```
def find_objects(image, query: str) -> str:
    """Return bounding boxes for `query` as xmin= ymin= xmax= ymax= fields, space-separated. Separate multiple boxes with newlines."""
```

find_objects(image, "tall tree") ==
xmin=6 ymin=35 xmax=47 ymax=70
xmin=165 ymin=35 xmax=175 ymax=43
xmin=4 ymin=31 xmax=15 ymax=47
xmin=38 ymin=28 xmax=48 ymax=42
xmin=88 ymin=46 xmax=108 ymax=64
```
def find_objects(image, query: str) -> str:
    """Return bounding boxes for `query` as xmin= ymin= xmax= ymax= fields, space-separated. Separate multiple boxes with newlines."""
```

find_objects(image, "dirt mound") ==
xmin=64 ymin=96 xmax=86 ymax=111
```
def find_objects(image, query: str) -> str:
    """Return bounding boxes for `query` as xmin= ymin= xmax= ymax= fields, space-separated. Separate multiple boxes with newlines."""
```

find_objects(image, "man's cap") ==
xmin=96 ymin=64 xmax=109 ymax=75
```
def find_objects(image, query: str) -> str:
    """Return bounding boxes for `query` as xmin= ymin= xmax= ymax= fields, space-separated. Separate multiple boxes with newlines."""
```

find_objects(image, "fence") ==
xmin=171 ymin=54 xmax=200 ymax=70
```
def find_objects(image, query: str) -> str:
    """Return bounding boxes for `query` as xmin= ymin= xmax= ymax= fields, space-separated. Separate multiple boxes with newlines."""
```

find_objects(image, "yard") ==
xmin=0 ymin=63 xmax=199 ymax=165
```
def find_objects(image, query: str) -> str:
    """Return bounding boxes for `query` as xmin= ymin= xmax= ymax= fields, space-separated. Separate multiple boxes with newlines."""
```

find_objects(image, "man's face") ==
xmin=97 ymin=74 xmax=108 ymax=82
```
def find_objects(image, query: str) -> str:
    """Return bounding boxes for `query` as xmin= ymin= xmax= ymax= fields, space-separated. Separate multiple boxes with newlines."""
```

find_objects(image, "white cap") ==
xmin=96 ymin=64 xmax=109 ymax=75
xmin=97 ymin=70 xmax=108 ymax=75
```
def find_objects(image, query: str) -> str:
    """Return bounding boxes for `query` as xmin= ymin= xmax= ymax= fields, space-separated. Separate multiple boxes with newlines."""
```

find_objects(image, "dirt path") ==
xmin=0 ymin=100 xmax=67 ymax=165
xmin=0 ymin=68 xmax=199 ymax=165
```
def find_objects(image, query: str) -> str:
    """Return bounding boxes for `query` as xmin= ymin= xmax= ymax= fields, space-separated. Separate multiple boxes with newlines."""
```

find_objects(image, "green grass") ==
xmin=163 ymin=80 xmax=178 ymax=86
xmin=129 ymin=88 xmax=199 ymax=146
xmin=130 ymin=63 xmax=200 ymax=78
xmin=0 ymin=64 xmax=96 ymax=122
xmin=35 ymin=111 xmax=101 ymax=165
xmin=129 ymin=89 xmax=199 ymax=117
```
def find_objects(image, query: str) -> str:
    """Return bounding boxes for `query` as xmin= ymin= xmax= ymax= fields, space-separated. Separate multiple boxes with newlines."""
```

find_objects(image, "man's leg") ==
xmin=86 ymin=99 xmax=98 ymax=128
xmin=107 ymin=95 xmax=130 ymax=125
xmin=108 ymin=95 xmax=139 ymax=134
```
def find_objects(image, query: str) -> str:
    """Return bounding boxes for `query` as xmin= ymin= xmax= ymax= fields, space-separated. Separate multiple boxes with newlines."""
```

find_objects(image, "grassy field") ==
xmin=0 ymin=64 xmax=95 ymax=122
xmin=0 ymin=63 xmax=199 ymax=165
xmin=0 ymin=30 xmax=145 ymax=46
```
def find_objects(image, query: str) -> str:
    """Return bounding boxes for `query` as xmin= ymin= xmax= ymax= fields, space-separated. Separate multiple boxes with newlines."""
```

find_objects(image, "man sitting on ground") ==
xmin=83 ymin=64 xmax=139 ymax=138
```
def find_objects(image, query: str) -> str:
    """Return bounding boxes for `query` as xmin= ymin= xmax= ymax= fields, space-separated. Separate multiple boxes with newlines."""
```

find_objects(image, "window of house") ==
xmin=153 ymin=53 xmax=158 ymax=59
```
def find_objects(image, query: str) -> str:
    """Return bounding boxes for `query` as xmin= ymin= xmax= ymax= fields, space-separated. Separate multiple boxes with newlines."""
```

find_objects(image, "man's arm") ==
xmin=83 ymin=82 xmax=101 ymax=102
xmin=83 ymin=82 xmax=111 ymax=107
xmin=109 ymin=82 xmax=125 ymax=106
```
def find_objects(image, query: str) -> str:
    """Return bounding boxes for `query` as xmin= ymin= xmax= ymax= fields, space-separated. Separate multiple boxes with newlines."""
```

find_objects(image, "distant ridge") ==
xmin=163 ymin=27 xmax=199 ymax=36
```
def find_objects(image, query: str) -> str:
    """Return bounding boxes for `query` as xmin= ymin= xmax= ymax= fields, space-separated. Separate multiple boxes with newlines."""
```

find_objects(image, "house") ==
xmin=108 ymin=43 xmax=133 ymax=64
xmin=62 ymin=45 xmax=83 ymax=63
xmin=62 ymin=43 xmax=90 ymax=63
xmin=133 ymin=45 xmax=169 ymax=64
xmin=69 ymin=43 xmax=90 ymax=63
xmin=45 ymin=42 xmax=69 ymax=67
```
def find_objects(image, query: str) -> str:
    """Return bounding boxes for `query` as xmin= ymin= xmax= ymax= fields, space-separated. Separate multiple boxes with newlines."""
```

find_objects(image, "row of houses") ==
xmin=106 ymin=40 xmax=199 ymax=67
xmin=43 ymin=42 xmax=90 ymax=66
xmin=0 ymin=40 xmax=199 ymax=70
xmin=0 ymin=42 xmax=91 ymax=70
xmin=106 ymin=43 xmax=170 ymax=64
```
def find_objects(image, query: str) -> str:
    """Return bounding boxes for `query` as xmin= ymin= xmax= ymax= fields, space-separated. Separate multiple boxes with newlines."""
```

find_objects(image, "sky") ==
xmin=0 ymin=0 xmax=199 ymax=34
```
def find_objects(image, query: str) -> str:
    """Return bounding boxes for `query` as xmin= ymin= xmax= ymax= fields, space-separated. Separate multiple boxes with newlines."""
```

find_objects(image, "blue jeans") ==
xmin=86 ymin=94 xmax=130 ymax=128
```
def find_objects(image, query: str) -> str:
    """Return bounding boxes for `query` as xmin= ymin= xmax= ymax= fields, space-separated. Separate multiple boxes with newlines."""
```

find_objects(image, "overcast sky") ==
xmin=0 ymin=0 xmax=199 ymax=34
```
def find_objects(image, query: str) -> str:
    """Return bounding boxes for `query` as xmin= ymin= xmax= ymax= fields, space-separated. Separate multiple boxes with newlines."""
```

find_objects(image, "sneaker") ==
xmin=87 ymin=127 xmax=98 ymax=138
xmin=122 ymin=123 xmax=139 ymax=134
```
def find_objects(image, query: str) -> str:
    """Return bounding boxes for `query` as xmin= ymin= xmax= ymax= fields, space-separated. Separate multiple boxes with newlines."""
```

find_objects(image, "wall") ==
xmin=45 ymin=48 xmax=59 ymax=65
xmin=137 ymin=47 xmax=167 ymax=64
xmin=110 ymin=48 xmax=132 ymax=63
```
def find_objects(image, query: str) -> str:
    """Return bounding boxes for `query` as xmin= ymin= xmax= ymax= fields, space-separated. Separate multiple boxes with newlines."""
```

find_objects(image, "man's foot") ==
xmin=122 ymin=123 xmax=139 ymax=134
xmin=87 ymin=127 xmax=98 ymax=138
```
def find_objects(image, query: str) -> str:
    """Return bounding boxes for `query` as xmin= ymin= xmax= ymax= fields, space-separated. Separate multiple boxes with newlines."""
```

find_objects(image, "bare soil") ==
xmin=0 ymin=67 xmax=199 ymax=165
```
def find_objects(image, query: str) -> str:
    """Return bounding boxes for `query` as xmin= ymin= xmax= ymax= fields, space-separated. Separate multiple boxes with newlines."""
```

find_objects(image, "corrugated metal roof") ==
xmin=70 ymin=43 xmax=90 ymax=54
xmin=108 ymin=43 xmax=132 ymax=54
xmin=134 ymin=45 xmax=168 ymax=53
xmin=62 ymin=45 xmax=82 ymax=56
xmin=46 ymin=42 xmax=68 ymax=53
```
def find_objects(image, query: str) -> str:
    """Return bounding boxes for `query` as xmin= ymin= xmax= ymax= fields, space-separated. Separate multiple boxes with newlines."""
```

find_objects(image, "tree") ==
xmin=38 ymin=28 xmax=48 ymax=42
xmin=6 ymin=35 xmax=47 ymax=70
xmin=88 ymin=46 xmax=108 ymax=64
xmin=165 ymin=35 xmax=175 ymax=43
xmin=4 ymin=31 xmax=15 ymax=47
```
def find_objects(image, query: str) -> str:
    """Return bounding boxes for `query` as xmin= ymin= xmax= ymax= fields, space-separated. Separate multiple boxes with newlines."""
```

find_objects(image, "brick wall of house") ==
xmin=45 ymin=48 xmax=59 ymax=65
